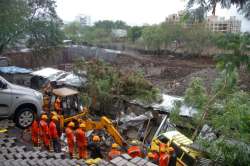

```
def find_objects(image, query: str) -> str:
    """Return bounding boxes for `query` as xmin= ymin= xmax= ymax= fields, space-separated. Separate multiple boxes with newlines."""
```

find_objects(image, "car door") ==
xmin=0 ymin=79 xmax=12 ymax=116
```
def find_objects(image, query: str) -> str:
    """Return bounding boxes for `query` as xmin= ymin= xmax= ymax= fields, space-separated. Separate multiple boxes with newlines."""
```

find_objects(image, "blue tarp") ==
xmin=0 ymin=66 xmax=32 ymax=74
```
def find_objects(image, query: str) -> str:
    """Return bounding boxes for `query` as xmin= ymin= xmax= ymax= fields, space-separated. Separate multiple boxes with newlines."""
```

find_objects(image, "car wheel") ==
xmin=15 ymin=108 xmax=35 ymax=129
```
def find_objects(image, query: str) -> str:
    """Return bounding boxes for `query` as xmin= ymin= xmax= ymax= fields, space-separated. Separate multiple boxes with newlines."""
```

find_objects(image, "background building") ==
xmin=75 ymin=14 xmax=91 ymax=26
xmin=206 ymin=15 xmax=241 ymax=33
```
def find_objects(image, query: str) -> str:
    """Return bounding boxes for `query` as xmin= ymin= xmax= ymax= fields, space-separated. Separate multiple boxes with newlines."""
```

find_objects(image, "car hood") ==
xmin=9 ymin=83 xmax=38 ymax=96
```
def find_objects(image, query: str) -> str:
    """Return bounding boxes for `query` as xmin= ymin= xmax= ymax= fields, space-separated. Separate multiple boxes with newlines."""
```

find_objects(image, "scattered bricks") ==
xmin=3 ymin=159 xmax=15 ymax=166
xmin=13 ymin=152 xmax=23 ymax=159
xmin=38 ymin=151 xmax=48 ymax=158
xmin=99 ymin=159 xmax=110 ymax=165
xmin=44 ymin=158 xmax=54 ymax=166
xmin=145 ymin=162 xmax=158 ymax=166
xmin=31 ymin=151 xmax=40 ymax=159
xmin=54 ymin=152 xmax=65 ymax=159
xmin=121 ymin=154 xmax=132 ymax=161
xmin=116 ymin=158 xmax=128 ymax=166
xmin=4 ymin=153 xmax=14 ymax=160
xmin=65 ymin=158 xmax=77 ymax=166
xmin=136 ymin=158 xmax=148 ymax=166
xmin=23 ymin=151 xmax=33 ymax=159
xmin=58 ymin=159 xmax=70 ymax=166
xmin=36 ymin=158 xmax=47 ymax=166
xmin=130 ymin=157 xmax=142 ymax=164
xmin=27 ymin=159 xmax=37 ymax=166
xmin=75 ymin=159 xmax=87 ymax=166
xmin=110 ymin=156 xmax=123 ymax=165
xmin=125 ymin=162 xmax=137 ymax=166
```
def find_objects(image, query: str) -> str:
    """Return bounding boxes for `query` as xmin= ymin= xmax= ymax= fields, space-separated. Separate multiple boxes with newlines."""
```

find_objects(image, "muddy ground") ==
xmin=112 ymin=52 xmax=249 ymax=96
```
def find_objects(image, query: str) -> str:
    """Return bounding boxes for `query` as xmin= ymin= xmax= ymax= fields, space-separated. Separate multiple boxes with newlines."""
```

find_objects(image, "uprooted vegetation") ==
xmin=73 ymin=59 xmax=160 ymax=114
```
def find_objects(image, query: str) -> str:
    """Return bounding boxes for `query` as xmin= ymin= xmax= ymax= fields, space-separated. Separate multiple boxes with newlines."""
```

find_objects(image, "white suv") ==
xmin=0 ymin=76 xmax=43 ymax=128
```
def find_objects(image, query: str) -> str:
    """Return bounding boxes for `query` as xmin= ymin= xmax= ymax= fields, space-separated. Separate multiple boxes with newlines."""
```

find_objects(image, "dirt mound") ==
xmin=168 ymin=68 xmax=219 ymax=96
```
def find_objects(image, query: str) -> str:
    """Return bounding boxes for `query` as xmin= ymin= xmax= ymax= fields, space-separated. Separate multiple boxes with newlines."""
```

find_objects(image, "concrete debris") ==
xmin=198 ymin=124 xmax=217 ymax=141
xmin=152 ymin=94 xmax=197 ymax=117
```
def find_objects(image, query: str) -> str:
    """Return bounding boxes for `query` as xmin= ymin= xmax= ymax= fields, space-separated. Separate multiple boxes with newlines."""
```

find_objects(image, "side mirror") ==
xmin=2 ymin=82 xmax=7 ymax=89
xmin=0 ymin=81 xmax=7 ymax=89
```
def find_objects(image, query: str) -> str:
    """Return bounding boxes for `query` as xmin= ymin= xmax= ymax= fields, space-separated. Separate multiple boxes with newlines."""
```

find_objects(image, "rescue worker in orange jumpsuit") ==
xmin=108 ymin=143 xmax=122 ymax=160
xmin=49 ymin=116 xmax=61 ymax=153
xmin=65 ymin=122 xmax=75 ymax=158
xmin=54 ymin=97 xmax=62 ymax=114
xmin=31 ymin=117 xmax=39 ymax=146
xmin=159 ymin=145 xmax=170 ymax=166
xmin=75 ymin=123 xmax=88 ymax=159
xmin=127 ymin=140 xmax=142 ymax=158
xmin=39 ymin=114 xmax=50 ymax=150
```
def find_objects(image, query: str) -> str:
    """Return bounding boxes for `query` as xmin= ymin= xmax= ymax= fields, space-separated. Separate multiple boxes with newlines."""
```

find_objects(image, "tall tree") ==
xmin=0 ymin=0 xmax=63 ymax=54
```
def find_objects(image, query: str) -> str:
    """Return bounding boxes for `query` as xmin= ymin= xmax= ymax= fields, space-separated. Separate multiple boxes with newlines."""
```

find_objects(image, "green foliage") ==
xmin=127 ymin=26 xmax=143 ymax=43
xmin=63 ymin=20 xmax=128 ymax=44
xmin=74 ymin=60 xmax=160 ymax=107
xmin=184 ymin=78 xmax=208 ymax=109
xmin=0 ymin=0 xmax=63 ymax=53
xmin=169 ymin=30 xmax=250 ymax=164
xmin=198 ymin=137 xmax=250 ymax=166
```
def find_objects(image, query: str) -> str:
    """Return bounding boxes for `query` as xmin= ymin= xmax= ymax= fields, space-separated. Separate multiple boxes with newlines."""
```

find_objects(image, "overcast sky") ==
xmin=56 ymin=0 xmax=250 ymax=32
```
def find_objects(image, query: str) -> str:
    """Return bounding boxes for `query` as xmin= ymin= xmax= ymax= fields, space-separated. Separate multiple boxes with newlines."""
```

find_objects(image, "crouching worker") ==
xmin=88 ymin=135 xmax=103 ymax=159
xmin=49 ymin=116 xmax=61 ymax=153
xmin=76 ymin=123 xmax=88 ymax=159
xmin=108 ymin=143 xmax=122 ymax=160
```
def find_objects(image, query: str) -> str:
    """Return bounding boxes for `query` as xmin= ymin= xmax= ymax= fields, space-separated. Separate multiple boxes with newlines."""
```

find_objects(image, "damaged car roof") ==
xmin=31 ymin=67 xmax=86 ymax=87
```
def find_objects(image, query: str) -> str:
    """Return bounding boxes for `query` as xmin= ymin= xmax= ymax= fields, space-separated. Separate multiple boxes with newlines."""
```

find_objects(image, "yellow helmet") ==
xmin=147 ymin=152 xmax=154 ymax=158
xmin=67 ymin=121 xmax=75 ymax=127
xmin=41 ymin=114 xmax=48 ymax=120
xmin=79 ymin=123 xmax=86 ymax=128
xmin=93 ymin=135 xmax=100 ymax=142
xmin=112 ymin=143 xmax=119 ymax=149
xmin=51 ymin=116 xmax=58 ymax=121
xmin=51 ymin=111 xmax=57 ymax=116
xmin=131 ymin=140 xmax=138 ymax=145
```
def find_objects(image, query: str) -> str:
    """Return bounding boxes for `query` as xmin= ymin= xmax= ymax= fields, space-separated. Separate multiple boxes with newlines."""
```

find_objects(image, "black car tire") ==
xmin=15 ymin=108 xmax=35 ymax=129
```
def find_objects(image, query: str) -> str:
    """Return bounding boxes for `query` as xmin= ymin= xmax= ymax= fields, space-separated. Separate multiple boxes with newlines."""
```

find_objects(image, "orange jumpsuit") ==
xmin=108 ymin=149 xmax=121 ymax=160
xmin=75 ymin=128 xmax=88 ymax=159
xmin=31 ymin=120 xmax=39 ymax=146
xmin=65 ymin=127 xmax=75 ymax=157
xmin=159 ymin=152 xmax=170 ymax=166
xmin=39 ymin=120 xmax=50 ymax=150
xmin=49 ymin=121 xmax=61 ymax=152
xmin=128 ymin=146 xmax=142 ymax=158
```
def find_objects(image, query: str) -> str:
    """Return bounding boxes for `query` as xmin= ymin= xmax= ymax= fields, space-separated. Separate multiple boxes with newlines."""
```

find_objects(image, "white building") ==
xmin=75 ymin=14 xmax=91 ymax=26
xmin=206 ymin=16 xmax=241 ymax=33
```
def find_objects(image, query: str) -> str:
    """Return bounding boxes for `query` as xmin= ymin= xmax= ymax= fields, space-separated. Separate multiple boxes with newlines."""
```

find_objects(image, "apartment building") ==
xmin=206 ymin=16 xmax=241 ymax=33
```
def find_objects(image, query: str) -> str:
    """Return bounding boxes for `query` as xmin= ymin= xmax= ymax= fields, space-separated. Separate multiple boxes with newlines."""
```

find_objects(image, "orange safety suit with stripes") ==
xmin=75 ymin=128 xmax=88 ymax=159
xmin=159 ymin=152 xmax=170 ymax=166
xmin=39 ymin=120 xmax=50 ymax=150
xmin=65 ymin=127 xmax=75 ymax=157
xmin=128 ymin=146 xmax=142 ymax=158
xmin=31 ymin=119 xmax=39 ymax=146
